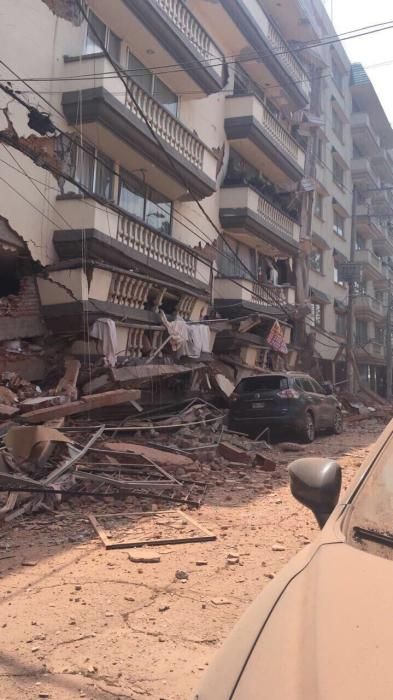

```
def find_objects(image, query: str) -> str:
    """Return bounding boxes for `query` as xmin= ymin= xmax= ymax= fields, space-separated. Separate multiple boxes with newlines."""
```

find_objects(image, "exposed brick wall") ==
xmin=0 ymin=277 xmax=41 ymax=318
xmin=40 ymin=0 xmax=83 ymax=24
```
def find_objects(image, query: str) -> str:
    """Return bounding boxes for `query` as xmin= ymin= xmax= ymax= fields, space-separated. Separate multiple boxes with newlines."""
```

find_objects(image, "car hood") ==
xmin=194 ymin=540 xmax=393 ymax=700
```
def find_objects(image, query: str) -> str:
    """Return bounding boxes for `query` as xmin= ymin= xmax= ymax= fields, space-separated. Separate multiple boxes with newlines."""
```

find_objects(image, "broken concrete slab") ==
xmin=128 ymin=550 xmax=161 ymax=564
xmin=22 ymin=389 xmax=141 ymax=424
xmin=218 ymin=441 xmax=249 ymax=464
xmin=0 ymin=386 xmax=18 ymax=405
xmin=4 ymin=426 xmax=71 ymax=461
xmin=254 ymin=453 xmax=276 ymax=472
xmin=0 ymin=404 xmax=19 ymax=418
xmin=103 ymin=442 xmax=194 ymax=469
xmin=19 ymin=395 xmax=68 ymax=413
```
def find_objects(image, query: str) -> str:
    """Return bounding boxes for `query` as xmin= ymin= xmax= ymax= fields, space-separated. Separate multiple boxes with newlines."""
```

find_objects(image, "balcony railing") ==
xmin=351 ymin=112 xmax=380 ymax=151
xmin=257 ymin=193 xmax=298 ymax=240
xmin=109 ymin=273 xmax=152 ymax=309
xmin=55 ymin=198 xmax=203 ymax=283
xmin=62 ymin=55 xmax=217 ymax=182
xmin=125 ymin=78 xmax=206 ymax=171
xmin=117 ymin=214 xmax=198 ymax=279
xmin=354 ymin=249 xmax=383 ymax=276
xmin=266 ymin=17 xmax=311 ymax=100
xmin=353 ymin=295 xmax=385 ymax=318
xmin=215 ymin=277 xmax=295 ymax=308
xmin=153 ymin=0 xmax=224 ymax=80
xmin=225 ymin=95 xmax=305 ymax=171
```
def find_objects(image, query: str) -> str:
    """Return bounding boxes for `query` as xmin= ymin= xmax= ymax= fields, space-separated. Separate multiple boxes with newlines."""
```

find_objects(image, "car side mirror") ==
xmin=289 ymin=458 xmax=342 ymax=528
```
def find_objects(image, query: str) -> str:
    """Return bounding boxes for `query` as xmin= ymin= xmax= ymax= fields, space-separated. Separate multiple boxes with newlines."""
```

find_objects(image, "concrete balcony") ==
xmin=53 ymin=197 xmax=209 ymax=293
xmin=89 ymin=0 xmax=226 ymax=95
xmin=214 ymin=277 xmax=295 ymax=316
xmin=188 ymin=0 xmax=310 ymax=110
xmin=224 ymin=94 xmax=305 ymax=183
xmin=372 ymin=186 xmax=393 ymax=215
xmin=351 ymin=113 xmax=380 ymax=156
xmin=351 ymin=157 xmax=380 ymax=190
xmin=354 ymin=249 xmax=384 ymax=281
xmin=356 ymin=341 xmax=385 ymax=363
xmin=219 ymin=185 xmax=300 ymax=257
xmin=373 ymin=226 xmax=393 ymax=257
xmin=372 ymin=150 xmax=393 ymax=184
xmin=353 ymin=294 xmax=385 ymax=321
xmin=62 ymin=56 xmax=217 ymax=201
xmin=356 ymin=204 xmax=383 ymax=241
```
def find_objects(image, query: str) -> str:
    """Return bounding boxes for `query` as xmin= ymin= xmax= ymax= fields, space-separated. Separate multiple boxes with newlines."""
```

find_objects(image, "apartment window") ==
xmin=316 ymin=138 xmax=324 ymax=162
xmin=310 ymin=245 xmax=323 ymax=273
xmin=336 ymin=313 xmax=347 ymax=338
xmin=356 ymin=234 xmax=366 ymax=251
xmin=119 ymin=170 xmax=172 ymax=236
xmin=332 ymin=158 xmax=345 ymax=188
xmin=84 ymin=10 xmax=121 ymax=62
xmin=314 ymin=192 xmax=323 ymax=219
xmin=128 ymin=53 xmax=178 ymax=117
xmin=353 ymin=143 xmax=364 ymax=159
xmin=333 ymin=258 xmax=344 ymax=286
xmin=376 ymin=326 xmax=385 ymax=344
xmin=333 ymin=210 xmax=345 ymax=238
xmin=354 ymin=280 xmax=367 ymax=296
xmin=332 ymin=108 xmax=344 ymax=141
xmin=376 ymin=290 xmax=384 ymax=303
xmin=74 ymin=144 xmax=114 ymax=200
xmin=310 ymin=303 xmax=323 ymax=328
xmin=356 ymin=319 xmax=368 ymax=345
xmin=332 ymin=58 xmax=343 ymax=92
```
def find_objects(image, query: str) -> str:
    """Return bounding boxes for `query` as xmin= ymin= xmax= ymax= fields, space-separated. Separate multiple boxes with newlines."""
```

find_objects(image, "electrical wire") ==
xmin=2 ymin=17 xmax=393 ymax=84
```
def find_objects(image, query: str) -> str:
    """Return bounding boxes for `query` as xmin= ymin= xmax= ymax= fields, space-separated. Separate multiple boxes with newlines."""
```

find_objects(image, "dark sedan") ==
xmin=228 ymin=372 xmax=343 ymax=442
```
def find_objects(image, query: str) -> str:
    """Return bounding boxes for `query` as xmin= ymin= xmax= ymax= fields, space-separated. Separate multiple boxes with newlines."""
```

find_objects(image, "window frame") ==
xmin=332 ymin=107 xmax=344 ymax=142
xmin=127 ymin=51 xmax=178 ymax=117
xmin=314 ymin=192 xmax=323 ymax=219
xmin=336 ymin=312 xmax=347 ymax=338
xmin=310 ymin=245 xmax=323 ymax=274
xmin=333 ymin=210 xmax=345 ymax=238
xmin=310 ymin=302 xmax=323 ymax=329
xmin=118 ymin=168 xmax=173 ymax=236
xmin=84 ymin=10 xmax=121 ymax=63
xmin=332 ymin=158 xmax=345 ymax=188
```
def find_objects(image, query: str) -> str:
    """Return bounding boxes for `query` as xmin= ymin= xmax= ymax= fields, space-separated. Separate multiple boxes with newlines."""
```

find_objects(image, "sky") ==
xmin=323 ymin=0 xmax=393 ymax=123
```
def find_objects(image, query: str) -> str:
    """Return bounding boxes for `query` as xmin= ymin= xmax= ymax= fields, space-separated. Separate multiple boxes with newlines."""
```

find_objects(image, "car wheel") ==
xmin=333 ymin=409 xmax=343 ymax=435
xmin=300 ymin=411 xmax=315 ymax=443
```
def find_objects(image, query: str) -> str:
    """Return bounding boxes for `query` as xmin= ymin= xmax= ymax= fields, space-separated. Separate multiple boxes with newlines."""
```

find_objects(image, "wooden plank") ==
xmin=22 ymin=390 xmax=141 ymax=424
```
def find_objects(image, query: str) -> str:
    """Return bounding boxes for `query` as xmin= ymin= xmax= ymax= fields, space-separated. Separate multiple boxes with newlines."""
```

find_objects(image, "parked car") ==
xmin=193 ymin=419 xmax=393 ymax=700
xmin=228 ymin=372 xmax=342 ymax=442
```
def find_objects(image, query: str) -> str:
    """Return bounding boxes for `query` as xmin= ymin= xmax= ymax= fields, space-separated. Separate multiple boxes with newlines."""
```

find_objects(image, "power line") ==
xmin=2 ymin=17 xmax=393 ymax=85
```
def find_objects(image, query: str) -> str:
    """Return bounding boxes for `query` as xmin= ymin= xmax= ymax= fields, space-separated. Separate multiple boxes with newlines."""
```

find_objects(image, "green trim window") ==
xmin=84 ymin=10 xmax=121 ymax=63
xmin=119 ymin=170 xmax=172 ymax=236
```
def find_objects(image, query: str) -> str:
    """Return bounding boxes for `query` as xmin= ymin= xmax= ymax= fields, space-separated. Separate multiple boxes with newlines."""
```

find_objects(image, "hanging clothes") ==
xmin=90 ymin=318 xmax=118 ymax=367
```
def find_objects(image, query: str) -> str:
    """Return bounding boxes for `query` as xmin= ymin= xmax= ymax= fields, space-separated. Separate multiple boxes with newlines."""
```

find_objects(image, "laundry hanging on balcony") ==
xmin=90 ymin=318 xmax=118 ymax=367
xmin=267 ymin=320 xmax=288 ymax=355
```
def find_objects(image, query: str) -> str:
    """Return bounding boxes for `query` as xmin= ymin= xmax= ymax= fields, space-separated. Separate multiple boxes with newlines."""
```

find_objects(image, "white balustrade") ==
xmin=257 ymin=195 xmax=296 ymax=239
xmin=153 ymin=0 xmax=224 ymax=78
xmin=126 ymin=79 xmax=205 ymax=170
xmin=117 ymin=215 xmax=198 ymax=279
xmin=261 ymin=104 xmax=299 ymax=161
xmin=267 ymin=21 xmax=310 ymax=99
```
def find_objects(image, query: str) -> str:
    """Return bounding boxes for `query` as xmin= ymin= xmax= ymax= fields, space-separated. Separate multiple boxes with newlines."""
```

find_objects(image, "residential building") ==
xmin=0 ymin=0 xmax=309 ymax=376
xmin=350 ymin=63 xmax=393 ymax=395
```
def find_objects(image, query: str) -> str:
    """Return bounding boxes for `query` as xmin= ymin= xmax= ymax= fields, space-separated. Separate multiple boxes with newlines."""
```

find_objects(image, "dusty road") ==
xmin=0 ymin=420 xmax=384 ymax=700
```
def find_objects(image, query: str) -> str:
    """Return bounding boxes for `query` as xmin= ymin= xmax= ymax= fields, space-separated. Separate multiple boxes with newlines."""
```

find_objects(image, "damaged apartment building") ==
xmin=1 ymin=0 xmax=392 ymax=395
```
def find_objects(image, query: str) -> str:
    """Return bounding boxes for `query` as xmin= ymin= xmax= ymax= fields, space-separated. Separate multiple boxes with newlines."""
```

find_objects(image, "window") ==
xmin=295 ymin=377 xmax=316 ymax=393
xmin=310 ymin=378 xmax=325 ymax=394
xmin=376 ymin=326 xmax=385 ymax=344
xmin=333 ymin=258 xmax=344 ymax=286
xmin=128 ymin=53 xmax=178 ymax=116
xmin=356 ymin=319 xmax=368 ymax=345
xmin=336 ymin=313 xmax=347 ymax=338
xmin=332 ymin=108 xmax=344 ymax=141
xmin=237 ymin=376 xmax=288 ymax=394
xmin=332 ymin=158 xmax=345 ymax=188
xmin=310 ymin=245 xmax=323 ymax=273
xmin=355 ymin=234 xmax=366 ymax=251
xmin=332 ymin=58 xmax=343 ymax=91
xmin=376 ymin=290 xmax=384 ymax=303
xmin=314 ymin=192 xmax=323 ymax=219
xmin=316 ymin=138 xmax=324 ymax=162
xmin=310 ymin=303 xmax=323 ymax=328
xmin=354 ymin=281 xmax=367 ymax=296
xmin=333 ymin=210 xmax=345 ymax=238
xmin=73 ymin=144 xmax=114 ymax=200
xmin=84 ymin=10 xmax=121 ymax=62
xmin=353 ymin=143 xmax=364 ymax=159
xmin=119 ymin=170 xmax=172 ymax=235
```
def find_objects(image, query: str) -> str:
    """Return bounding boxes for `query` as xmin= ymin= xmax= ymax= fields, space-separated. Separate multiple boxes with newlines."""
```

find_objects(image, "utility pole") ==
xmin=386 ymin=280 xmax=392 ymax=400
xmin=346 ymin=185 xmax=357 ymax=394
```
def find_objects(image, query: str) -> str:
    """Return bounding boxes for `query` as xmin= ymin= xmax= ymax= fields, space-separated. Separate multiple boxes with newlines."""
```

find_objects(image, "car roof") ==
xmin=239 ymin=372 xmax=311 ymax=379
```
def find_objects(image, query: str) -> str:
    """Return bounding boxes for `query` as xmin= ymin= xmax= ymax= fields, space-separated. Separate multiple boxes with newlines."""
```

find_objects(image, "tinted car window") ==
xmin=310 ymin=379 xmax=325 ymax=394
xmin=295 ymin=378 xmax=315 ymax=393
xmin=236 ymin=376 xmax=288 ymax=394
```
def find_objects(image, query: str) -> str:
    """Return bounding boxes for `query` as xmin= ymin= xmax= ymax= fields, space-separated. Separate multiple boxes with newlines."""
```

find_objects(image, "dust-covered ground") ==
xmin=0 ymin=420 xmax=384 ymax=700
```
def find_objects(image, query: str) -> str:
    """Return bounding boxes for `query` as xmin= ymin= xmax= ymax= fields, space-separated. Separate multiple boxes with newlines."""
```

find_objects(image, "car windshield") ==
xmin=347 ymin=432 xmax=393 ymax=560
xmin=236 ymin=376 xmax=289 ymax=394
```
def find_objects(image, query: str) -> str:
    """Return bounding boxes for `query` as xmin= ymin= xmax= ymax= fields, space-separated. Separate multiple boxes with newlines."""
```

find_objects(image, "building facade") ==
xmin=0 ymin=0 xmax=391 ymax=390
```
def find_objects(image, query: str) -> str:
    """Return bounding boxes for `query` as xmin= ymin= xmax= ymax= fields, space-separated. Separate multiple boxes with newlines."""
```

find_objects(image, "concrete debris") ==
xmin=128 ymin=551 xmax=161 ymax=564
xmin=23 ymin=389 xmax=141 ymax=423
